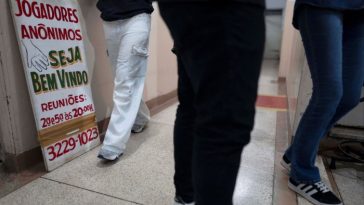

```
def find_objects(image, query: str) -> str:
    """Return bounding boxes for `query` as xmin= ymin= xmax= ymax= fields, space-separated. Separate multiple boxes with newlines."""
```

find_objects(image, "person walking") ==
xmin=281 ymin=1 xmax=364 ymax=205
xmin=157 ymin=1 xmax=266 ymax=204
xmin=96 ymin=0 xmax=153 ymax=161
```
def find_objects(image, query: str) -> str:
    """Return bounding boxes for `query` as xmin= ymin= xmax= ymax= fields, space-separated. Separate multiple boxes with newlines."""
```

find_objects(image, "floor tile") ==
xmin=150 ymin=103 xmax=178 ymax=126
xmin=233 ymin=165 xmax=274 ymax=205
xmin=241 ymin=138 xmax=275 ymax=175
xmin=0 ymin=178 xmax=135 ymax=205
xmin=0 ymin=59 xmax=286 ymax=205
xmin=332 ymin=164 xmax=364 ymax=205
xmin=234 ymin=108 xmax=276 ymax=204
xmin=0 ymin=163 xmax=46 ymax=198
xmin=42 ymin=122 xmax=175 ymax=205
xmin=254 ymin=109 xmax=277 ymax=137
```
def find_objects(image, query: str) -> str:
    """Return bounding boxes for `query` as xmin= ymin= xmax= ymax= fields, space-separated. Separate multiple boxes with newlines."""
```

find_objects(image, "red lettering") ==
xmin=58 ymin=28 xmax=68 ymax=40
xmin=72 ymin=9 xmax=79 ymax=23
xmin=54 ymin=6 xmax=61 ymax=21
xmin=21 ymin=24 xmax=30 ymax=39
xmin=28 ymin=25 xmax=39 ymax=39
xmin=22 ymin=0 xmax=32 ymax=17
xmin=68 ymin=29 xmax=75 ymax=40
xmin=75 ymin=30 xmax=82 ymax=41
xmin=15 ymin=0 xmax=23 ymax=16
xmin=61 ymin=7 xmax=68 ymax=22
xmin=32 ymin=1 xmax=40 ymax=18
xmin=41 ymin=103 xmax=48 ymax=112
xmin=40 ymin=3 xmax=47 ymax=19
xmin=67 ymin=8 xmax=74 ymax=23
xmin=48 ymin=101 xmax=54 ymax=110
xmin=46 ymin=4 xmax=55 ymax=19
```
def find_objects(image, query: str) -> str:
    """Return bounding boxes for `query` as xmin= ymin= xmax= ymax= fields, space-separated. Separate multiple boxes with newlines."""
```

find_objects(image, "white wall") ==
xmin=279 ymin=0 xmax=306 ymax=133
xmin=0 ymin=0 xmax=39 ymax=156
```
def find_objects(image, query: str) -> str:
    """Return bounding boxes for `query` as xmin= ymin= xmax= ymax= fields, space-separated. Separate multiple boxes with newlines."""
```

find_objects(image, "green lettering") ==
xmin=65 ymin=71 xmax=70 ymax=87
xmin=46 ymin=73 xmax=58 ymax=91
xmin=56 ymin=70 xmax=66 ymax=88
xmin=49 ymin=50 xmax=59 ymax=68
xmin=66 ymin=47 xmax=74 ymax=64
xmin=59 ymin=50 xmax=66 ymax=67
xmin=76 ymin=71 xmax=83 ymax=85
xmin=74 ymin=46 xmax=82 ymax=63
xmin=69 ymin=72 xmax=77 ymax=86
xmin=82 ymin=71 xmax=88 ymax=84
xmin=40 ymin=74 xmax=48 ymax=92
xmin=30 ymin=72 xmax=41 ymax=93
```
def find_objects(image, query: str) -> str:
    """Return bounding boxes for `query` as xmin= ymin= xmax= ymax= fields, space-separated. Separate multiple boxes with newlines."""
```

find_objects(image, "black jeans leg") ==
xmin=159 ymin=3 xmax=265 ymax=205
xmin=174 ymin=57 xmax=195 ymax=203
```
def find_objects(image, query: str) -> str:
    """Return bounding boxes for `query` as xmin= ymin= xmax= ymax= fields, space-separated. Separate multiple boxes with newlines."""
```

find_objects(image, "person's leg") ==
xmin=132 ymin=99 xmax=150 ymax=133
xmin=100 ymin=13 xmax=151 ymax=159
xmin=322 ymin=10 xmax=364 ymax=131
xmin=173 ymin=57 xmax=196 ymax=204
xmin=159 ymin=3 xmax=265 ymax=205
xmin=285 ymin=6 xmax=344 ymax=183
xmin=98 ymin=20 xmax=123 ymax=159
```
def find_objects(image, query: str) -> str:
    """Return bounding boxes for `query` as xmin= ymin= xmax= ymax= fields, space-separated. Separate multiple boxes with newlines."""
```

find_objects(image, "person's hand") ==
xmin=22 ymin=40 xmax=49 ymax=72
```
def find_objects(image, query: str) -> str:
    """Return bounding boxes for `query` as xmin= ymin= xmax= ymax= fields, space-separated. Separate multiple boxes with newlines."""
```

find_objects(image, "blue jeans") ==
xmin=285 ymin=6 xmax=364 ymax=183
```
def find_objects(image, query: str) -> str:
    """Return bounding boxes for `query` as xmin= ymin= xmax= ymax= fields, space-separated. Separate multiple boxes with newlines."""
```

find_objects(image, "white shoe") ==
xmin=131 ymin=124 xmax=146 ymax=133
xmin=97 ymin=149 xmax=122 ymax=161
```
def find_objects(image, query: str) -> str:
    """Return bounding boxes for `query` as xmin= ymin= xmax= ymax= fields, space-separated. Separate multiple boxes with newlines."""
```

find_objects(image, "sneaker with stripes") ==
xmin=288 ymin=178 xmax=342 ymax=205
xmin=280 ymin=154 xmax=291 ymax=172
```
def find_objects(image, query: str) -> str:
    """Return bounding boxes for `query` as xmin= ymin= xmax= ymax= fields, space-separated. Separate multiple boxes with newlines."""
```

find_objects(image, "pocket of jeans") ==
xmin=132 ymin=45 xmax=149 ymax=57
xmin=128 ymin=45 xmax=148 ymax=78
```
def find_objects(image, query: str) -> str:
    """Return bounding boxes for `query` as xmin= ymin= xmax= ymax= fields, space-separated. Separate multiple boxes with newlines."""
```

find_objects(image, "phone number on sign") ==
xmin=40 ymin=104 xmax=94 ymax=128
xmin=47 ymin=127 xmax=99 ymax=161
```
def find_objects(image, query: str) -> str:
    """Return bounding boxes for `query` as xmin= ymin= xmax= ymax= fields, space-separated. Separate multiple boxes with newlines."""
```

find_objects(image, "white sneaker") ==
xmin=97 ymin=149 xmax=122 ymax=161
xmin=131 ymin=124 xmax=146 ymax=133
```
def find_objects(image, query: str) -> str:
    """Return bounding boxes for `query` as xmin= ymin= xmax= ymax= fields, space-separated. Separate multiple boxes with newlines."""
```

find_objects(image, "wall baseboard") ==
xmin=4 ymin=147 xmax=44 ymax=173
xmin=97 ymin=89 xmax=178 ymax=141
xmin=146 ymin=90 xmax=178 ymax=116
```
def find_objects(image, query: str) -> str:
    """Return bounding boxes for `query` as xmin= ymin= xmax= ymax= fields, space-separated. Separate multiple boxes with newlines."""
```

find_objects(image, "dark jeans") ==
xmin=158 ymin=3 xmax=265 ymax=205
xmin=285 ymin=6 xmax=364 ymax=183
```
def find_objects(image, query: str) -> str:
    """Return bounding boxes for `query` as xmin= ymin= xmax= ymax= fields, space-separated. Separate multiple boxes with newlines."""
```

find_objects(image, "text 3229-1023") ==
xmin=46 ymin=127 xmax=99 ymax=161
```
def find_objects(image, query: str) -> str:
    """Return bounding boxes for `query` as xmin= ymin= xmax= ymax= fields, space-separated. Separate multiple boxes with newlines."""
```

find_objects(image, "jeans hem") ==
xmin=290 ymin=174 xmax=321 ymax=184
xmin=101 ymin=145 xmax=125 ymax=155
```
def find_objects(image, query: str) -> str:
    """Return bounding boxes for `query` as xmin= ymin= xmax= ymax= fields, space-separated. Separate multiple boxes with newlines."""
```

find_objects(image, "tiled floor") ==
xmin=1 ymin=60 xmax=361 ymax=205
xmin=0 ymin=163 xmax=46 ymax=199
xmin=331 ymin=162 xmax=364 ymax=205
xmin=0 ymin=60 xmax=280 ymax=205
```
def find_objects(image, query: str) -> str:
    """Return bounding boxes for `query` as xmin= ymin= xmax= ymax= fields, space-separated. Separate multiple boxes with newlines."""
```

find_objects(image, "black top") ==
xmin=97 ymin=0 xmax=154 ymax=21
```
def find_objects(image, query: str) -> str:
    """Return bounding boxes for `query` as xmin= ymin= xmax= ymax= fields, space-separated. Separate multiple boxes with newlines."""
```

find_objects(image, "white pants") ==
xmin=102 ymin=13 xmax=151 ymax=154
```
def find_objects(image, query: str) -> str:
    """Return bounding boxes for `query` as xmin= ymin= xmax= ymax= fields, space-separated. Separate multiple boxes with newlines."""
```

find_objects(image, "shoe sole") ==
xmin=288 ymin=181 xmax=342 ymax=205
xmin=97 ymin=153 xmax=123 ymax=161
xmin=131 ymin=129 xmax=143 ymax=133
xmin=97 ymin=154 xmax=118 ymax=161
xmin=131 ymin=126 xmax=145 ymax=133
